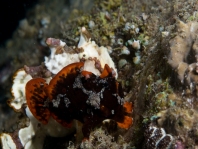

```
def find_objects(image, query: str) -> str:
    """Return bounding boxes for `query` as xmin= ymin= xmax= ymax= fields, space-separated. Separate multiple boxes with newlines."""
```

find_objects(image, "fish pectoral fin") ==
xmin=123 ymin=102 xmax=133 ymax=114
xmin=116 ymin=116 xmax=133 ymax=129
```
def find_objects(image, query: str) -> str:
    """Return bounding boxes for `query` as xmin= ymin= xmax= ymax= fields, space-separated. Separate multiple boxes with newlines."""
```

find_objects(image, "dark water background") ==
xmin=0 ymin=0 xmax=39 ymax=46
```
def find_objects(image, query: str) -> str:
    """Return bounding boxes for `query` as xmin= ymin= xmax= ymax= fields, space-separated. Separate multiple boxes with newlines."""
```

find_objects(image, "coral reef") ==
xmin=1 ymin=0 xmax=198 ymax=148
